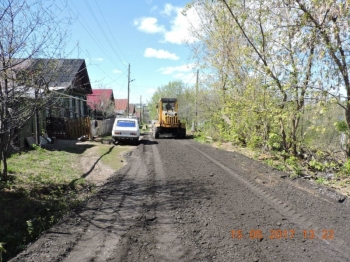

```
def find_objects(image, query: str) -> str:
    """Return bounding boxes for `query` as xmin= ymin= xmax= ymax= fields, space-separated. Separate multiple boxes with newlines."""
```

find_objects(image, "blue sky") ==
xmin=62 ymin=0 xmax=200 ymax=104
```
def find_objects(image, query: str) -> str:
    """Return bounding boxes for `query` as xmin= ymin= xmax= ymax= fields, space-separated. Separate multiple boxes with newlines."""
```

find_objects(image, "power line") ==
xmin=83 ymin=0 xmax=127 ymax=69
xmin=66 ymin=0 xmax=130 ymax=92
xmin=78 ymin=47 xmax=128 ymax=88
xmin=94 ymin=0 xmax=128 ymax=63
xmin=115 ymin=74 xmax=129 ymax=98
xmin=67 ymin=1 xmax=126 ymax=71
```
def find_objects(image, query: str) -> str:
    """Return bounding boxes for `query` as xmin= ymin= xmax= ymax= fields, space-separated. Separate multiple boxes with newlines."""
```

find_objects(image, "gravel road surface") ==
xmin=10 ymin=133 xmax=350 ymax=261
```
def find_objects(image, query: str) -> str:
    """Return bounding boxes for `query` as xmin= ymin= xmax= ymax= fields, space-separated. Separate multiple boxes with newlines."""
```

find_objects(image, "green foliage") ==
xmin=309 ymin=159 xmax=325 ymax=171
xmin=26 ymin=220 xmax=33 ymax=238
xmin=263 ymin=159 xmax=286 ymax=172
xmin=285 ymin=156 xmax=302 ymax=176
xmin=315 ymin=177 xmax=327 ymax=185
xmin=334 ymin=121 xmax=348 ymax=133
xmin=268 ymin=133 xmax=282 ymax=150
xmin=30 ymin=144 xmax=41 ymax=150
xmin=340 ymin=159 xmax=350 ymax=176
xmin=185 ymin=0 xmax=350 ymax=160
xmin=299 ymin=102 xmax=344 ymax=158
xmin=0 ymin=147 xmax=94 ymax=261
xmin=247 ymin=135 xmax=262 ymax=149
xmin=0 ymin=242 xmax=6 ymax=262
xmin=193 ymin=133 xmax=210 ymax=144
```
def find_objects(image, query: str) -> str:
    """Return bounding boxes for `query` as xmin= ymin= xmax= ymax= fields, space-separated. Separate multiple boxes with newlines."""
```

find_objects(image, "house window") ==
xmin=75 ymin=97 xmax=80 ymax=118
xmin=69 ymin=97 xmax=73 ymax=118
xmin=61 ymin=107 xmax=65 ymax=118
xmin=80 ymin=97 xmax=84 ymax=117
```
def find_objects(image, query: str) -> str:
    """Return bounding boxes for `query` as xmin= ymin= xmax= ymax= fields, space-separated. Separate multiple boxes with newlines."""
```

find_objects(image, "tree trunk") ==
xmin=345 ymin=102 xmax=350 ymax=156
xmin=1 ymin=152 xmax=8 ymax=182
xmin=291 ymin=118 xmax=298 ymax=156
xmin=279 ymin=117 xmax=288 ymax=152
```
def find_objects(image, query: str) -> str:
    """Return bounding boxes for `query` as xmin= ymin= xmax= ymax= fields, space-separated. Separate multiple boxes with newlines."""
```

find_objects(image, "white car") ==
xmin=112 ymin=117 xmax=140 ymax=144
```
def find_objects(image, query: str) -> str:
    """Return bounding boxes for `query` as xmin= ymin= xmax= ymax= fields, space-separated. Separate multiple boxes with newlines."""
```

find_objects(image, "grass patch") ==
xmin=193 ymin=133 xmax=212 ymax=144
xmin=7 ymin=147 xmax=82 ymax=187
xmin=0 ymin=143 xmax=113 ymax=261
xmin=0 ymin=141 xmax=135 ymax=261
xmin=97 ymin=144 xmax=132 ymax=170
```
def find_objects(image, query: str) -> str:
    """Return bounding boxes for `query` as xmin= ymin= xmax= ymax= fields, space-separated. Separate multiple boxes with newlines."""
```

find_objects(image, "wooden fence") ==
xmin=46 ymin=117 xmax=91 ymax=140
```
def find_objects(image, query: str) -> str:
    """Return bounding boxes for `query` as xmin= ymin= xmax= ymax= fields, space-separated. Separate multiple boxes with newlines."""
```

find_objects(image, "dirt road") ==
xmin=10 ymin=134 xmax=350 ymax=261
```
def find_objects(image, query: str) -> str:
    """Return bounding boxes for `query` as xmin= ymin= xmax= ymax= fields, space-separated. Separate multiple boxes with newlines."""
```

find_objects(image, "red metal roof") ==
xmin=114 ymin=99 xmax=136 ymax=115
xmin=115 ymin=99 xmax=128 ymax=111
xmin=87 ymin=89 xmax=114 ymax=109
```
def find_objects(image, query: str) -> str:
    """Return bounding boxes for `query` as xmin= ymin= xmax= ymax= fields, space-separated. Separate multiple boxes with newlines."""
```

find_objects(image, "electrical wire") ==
xmin=93 ymin=0 xmax=129 ymax=63
xmin=67 ymin=1 xmax=127 ymax=71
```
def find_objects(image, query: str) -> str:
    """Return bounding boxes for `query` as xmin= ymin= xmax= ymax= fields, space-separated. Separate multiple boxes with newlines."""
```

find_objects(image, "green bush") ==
xmin=309 ymin=159 xmax=325 ymax=171
xmin=340 ymin=159 xmax=350 ymax=176
xmin=285 ymin=156 xmax=302 ymax=176
xmin=268 ymin=133 xmax=282 ymax=150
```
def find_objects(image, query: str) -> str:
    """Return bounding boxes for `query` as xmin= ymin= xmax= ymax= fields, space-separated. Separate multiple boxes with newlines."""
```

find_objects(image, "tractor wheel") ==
xmin=154 ymin=127 xmax=160 ymax=139
xmin=177 ymin=129 xmax=182 ymax=138
xmin=181 ymin=128 xmax=186 ymax=138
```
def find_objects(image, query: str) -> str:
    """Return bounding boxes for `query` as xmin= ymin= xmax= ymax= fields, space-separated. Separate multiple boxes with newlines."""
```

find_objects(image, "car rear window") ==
xmin=117 ymin=120 xmax=136 ymax=127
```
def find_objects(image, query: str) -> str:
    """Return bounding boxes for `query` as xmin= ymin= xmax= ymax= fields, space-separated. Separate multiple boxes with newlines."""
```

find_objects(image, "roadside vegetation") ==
xmin=0 ymin=143 xmax=130 ymax=261
xmin=193 ymin=131 xmax=350 ymax=196
xmin=148 ymin=1 xmax=350 ymax=196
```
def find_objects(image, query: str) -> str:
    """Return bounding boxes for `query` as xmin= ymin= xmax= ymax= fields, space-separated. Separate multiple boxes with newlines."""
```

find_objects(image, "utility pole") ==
xmin=127 ymin=63 xmax=130 ymax=117
xmin=35 ymin=89 xmax=40 ymax=145
xmin=195 ymin=69 xmax=199 ymax=131
xmin=140 ymin=95 xmax=142 ymax=123
xmin=143 ymin=105 xmax=145 ymax=123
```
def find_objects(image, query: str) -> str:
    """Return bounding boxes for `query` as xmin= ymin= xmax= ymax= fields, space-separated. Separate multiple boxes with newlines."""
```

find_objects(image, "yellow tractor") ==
xmin=151 ymin=98 xmax=186 ymax=139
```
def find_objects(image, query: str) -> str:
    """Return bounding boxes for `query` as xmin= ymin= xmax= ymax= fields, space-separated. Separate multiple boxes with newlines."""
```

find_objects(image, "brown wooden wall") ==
xmin=46 ymin=117 xmax=91 ymax=140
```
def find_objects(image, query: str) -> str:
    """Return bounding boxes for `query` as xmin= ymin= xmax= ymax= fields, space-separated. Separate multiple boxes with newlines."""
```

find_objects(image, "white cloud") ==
xmin=162 ymin=4 xmax=200 ymax=44
xmin=134 ymin=4 xmax=200 ymax=45
xmin=159 ymin=63 xmax=196 ymax=74
xmin=133 ymin=17 xmax=165 ymax=34
xmin=161 ymin=3 xmax=176 ymax=16
xmin=144 ymin=48 xmax=179 ymax=60
xmin=93 ymin=58 xmax=103 ymax=61
xmin=113 ymin=69 xmax=122 ymax=74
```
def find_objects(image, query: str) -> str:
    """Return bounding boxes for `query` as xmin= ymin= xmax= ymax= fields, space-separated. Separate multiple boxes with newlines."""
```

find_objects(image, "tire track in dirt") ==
xmin=150 ymin=142 xmax=194 ymax=261
xmin=181 ymin=140 xmax=350 ymax=261
xmin=9 ymin=147 xmax=145 ymax=262
xmin=9 ymin=136 xmax=350 ymax=261
xmin=66 ymin=151 xmax=145 ymax=262
xmin=108 ymin=140 xmax=193 ymax=261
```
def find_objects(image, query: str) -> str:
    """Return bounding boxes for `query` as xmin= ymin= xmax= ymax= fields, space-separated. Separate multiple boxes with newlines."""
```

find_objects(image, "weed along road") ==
xmin=10 ymin=133 xmax=350 ymax=262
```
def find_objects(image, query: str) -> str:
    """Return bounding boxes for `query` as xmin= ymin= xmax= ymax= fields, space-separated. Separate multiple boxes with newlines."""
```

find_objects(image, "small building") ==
xmin=115 ymin=99 xmax=136 ymax=117
xmin=87 ymin=89 xmax=115 ymax=119
xmin=13 ymin=58 xmax=93 ymax=146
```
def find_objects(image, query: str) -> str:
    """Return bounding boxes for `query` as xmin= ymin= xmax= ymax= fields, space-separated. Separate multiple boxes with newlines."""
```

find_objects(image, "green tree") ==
xmin=294 ymin=0 xmax=350 ymax=155
xmin=186 ymin=0 xmax=319 ymax=155
xmin=148 ymin=80 xmax=196 ymax=125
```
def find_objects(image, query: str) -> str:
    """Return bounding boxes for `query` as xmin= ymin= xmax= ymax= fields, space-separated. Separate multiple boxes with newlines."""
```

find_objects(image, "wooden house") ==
xmin=15 ymin=58 xmax=93 ymax=147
